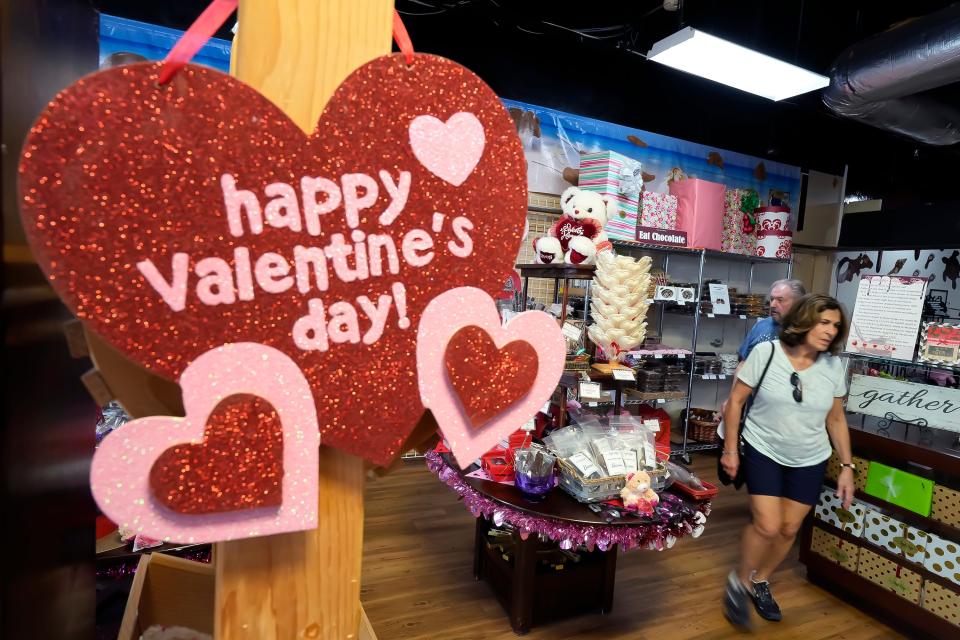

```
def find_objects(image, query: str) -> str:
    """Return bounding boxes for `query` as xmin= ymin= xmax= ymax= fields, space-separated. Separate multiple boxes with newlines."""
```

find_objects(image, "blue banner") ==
xmin=503 ymin=98 xmax=802 ymax=210
xmin=99 ymin=14 xmax=231 ymax=73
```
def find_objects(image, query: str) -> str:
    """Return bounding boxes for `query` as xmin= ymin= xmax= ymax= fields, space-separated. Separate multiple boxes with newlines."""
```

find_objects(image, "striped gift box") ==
xmin=578 ymin=150 xmax=641 ymax=241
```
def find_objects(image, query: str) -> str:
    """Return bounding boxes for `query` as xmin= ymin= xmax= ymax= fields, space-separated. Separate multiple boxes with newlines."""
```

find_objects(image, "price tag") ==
xmin=643 ymin=418 xmax=661 ymax=433
xmin=642 ymin=441 xmax=657 ymax=470
xmin=603 ymin=451 xmax=627 ymax=476
xmin=678 ymin=354 xmax=686 ymax=359
xmin=562 ymin=322 xmax=582 ymax=341
xmin=707 ymin=313 xmax=715 ymax=318
xmin=704 ymin=374 xmax=715 ymax=380
xmin=719 ymin=374 xmax=727 ymax=380
xmin=739 ymin=314 xmax=747 ymax=319
xmin=654 ymin=353 xmax=663 ymax=359
xmin=612 ymin=368 xmax=636 ymax=382
xmin=677 ymin=301 xmax=686 ymax=306
xmin=579 ymin=381 xmax=602 ymax=400
xmin=569 ymin=452 xmax=602 ymax=478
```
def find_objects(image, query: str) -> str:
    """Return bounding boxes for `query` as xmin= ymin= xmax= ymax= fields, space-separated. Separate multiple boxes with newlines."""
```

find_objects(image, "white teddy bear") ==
xmin=534 ymin=186 xmax=614 ymax=265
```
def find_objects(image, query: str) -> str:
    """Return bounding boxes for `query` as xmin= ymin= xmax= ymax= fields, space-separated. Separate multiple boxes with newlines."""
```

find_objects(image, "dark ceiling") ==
xmin=92 ymin=0 xmax=960 ymax=212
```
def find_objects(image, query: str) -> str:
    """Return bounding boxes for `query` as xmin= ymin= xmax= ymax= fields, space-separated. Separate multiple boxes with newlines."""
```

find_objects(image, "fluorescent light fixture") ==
xmin=647 ymin=27 xmax=830 ymax=101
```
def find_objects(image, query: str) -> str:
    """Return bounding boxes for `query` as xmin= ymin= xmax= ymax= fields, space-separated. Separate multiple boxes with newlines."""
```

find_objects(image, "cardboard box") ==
xmin=863 ymin=509 xmax=906 ymax=556
xmin=858 ymin=547 xmax=922 ymax=603
xmin=669 ymin=178 xmax=725 ymax=250
xmin=118 ymin=553 xmax=214 ymax=640
xmin=118 ymin=552 xmax=379 ymax=640
xmin=922 ymin=580 xmax=960 ymax=629
xmin=814 ymin=486 xmax=867 ymax=537
xmin=810 ymin=526 xmax=859 ymax=571
xmin=721 ymin=188 xmax=758 ymax=256
xmin=640 ymin=191 xmax=678 ymax=230
xmin=923 ymin=532 xmax=960 ymax=587
xmin=579 ymin=150 xmax=641 ymax=242
xmin=931 ymin=484 xmax=960 ymax=528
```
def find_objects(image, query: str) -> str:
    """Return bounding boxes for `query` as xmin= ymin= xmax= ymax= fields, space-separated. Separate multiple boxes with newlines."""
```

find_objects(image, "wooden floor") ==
xmin=360 ymin=454 xmax=904 ymax=639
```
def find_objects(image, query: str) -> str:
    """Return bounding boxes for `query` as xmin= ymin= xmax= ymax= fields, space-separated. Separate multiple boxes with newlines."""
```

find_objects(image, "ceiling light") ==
xmin=647 ymin=27 xmax=830 ymax=101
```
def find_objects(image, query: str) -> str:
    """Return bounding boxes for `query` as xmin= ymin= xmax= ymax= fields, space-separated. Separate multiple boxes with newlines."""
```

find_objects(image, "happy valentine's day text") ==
xmin=136 ymin=171 xmax=474 ymax=352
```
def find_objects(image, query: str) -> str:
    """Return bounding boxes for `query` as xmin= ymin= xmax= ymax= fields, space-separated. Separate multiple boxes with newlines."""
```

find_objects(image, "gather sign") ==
xmin=847 ymin=374 xmax=960 ymax=433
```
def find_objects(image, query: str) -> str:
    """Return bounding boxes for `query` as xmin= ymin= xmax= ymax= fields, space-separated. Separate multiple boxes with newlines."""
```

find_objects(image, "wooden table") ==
xmin=444 ymin=454 xmax=677 ymax=635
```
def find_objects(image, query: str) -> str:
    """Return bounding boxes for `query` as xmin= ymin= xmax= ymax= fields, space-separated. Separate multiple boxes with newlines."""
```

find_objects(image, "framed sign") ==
xmin=847 ymin=374 xmax=960 ymax=434
xmin=919 ymin=322 xmax=960 ymax=365
xmin=846 ymin=275 xmax=927 ymax=361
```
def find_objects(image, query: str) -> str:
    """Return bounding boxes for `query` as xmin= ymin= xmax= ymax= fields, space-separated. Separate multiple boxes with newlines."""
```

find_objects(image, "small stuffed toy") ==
xmin=620 ymin=470 xmax=660 ymax=516
xmin=533 ymin=186 xmax=614 ymax=265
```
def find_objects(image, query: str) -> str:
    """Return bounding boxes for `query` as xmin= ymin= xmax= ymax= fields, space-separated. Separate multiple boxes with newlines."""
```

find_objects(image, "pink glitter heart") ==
xmin=409 ymin=112 xmax=485 ymax=186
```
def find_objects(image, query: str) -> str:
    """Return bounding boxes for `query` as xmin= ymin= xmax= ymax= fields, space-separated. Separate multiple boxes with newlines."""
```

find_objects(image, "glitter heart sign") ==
xmin=418 ymin=287 xmax=565 ymax=468
xmin=90 ymin=343 xmax=320 ymax=543
xmin=19 ymin=57 xmax=527 ymax=466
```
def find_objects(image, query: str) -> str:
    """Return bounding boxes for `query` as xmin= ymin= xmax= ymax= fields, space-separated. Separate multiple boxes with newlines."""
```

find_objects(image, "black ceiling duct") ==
xmin=823 ymin=3 xmax=960 ymax=146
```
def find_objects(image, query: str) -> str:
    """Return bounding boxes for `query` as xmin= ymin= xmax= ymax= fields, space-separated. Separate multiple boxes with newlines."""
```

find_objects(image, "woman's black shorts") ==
xmin=742 ymin=441 xmax=828 ymax=505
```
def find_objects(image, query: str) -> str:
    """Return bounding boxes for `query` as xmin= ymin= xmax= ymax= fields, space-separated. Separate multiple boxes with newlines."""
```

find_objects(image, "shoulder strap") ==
xmin=755 ymin=341 xmax=776 ymax=390
xmin=744 ymin=342 xmax=776 ymax=420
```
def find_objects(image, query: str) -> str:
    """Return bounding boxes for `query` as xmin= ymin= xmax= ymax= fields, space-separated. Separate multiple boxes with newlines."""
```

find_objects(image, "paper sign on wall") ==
xmin=708 ymin=283 xmax=730 ymax=315
xmin=847 ymin=373 xmax=960 ymax=434
xmin=846 ymin=275 xmax=927 ymax=361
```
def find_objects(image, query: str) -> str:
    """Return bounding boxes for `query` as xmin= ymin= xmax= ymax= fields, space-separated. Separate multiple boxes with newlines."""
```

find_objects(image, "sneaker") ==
xmin=750 ymin=579 xmax=783 ymax=622
xmin=723 ymin=571 xmax=752 ymax=629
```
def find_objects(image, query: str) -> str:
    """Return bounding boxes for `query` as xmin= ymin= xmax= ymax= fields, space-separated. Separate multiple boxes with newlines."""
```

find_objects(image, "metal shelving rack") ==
xmin=611 ymin=239 xmax=793 ymax=463
xmin=523 ymin=204 xmax=793 ymax=462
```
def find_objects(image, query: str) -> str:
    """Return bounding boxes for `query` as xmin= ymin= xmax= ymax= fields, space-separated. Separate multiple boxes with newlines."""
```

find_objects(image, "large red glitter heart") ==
xmin=444 ymin=325 xmax=538 ymax=429
xmin=18 ymin=57 xmax=526 ymax=466
xmin=149 ymin=394 xmax=283 ymax=514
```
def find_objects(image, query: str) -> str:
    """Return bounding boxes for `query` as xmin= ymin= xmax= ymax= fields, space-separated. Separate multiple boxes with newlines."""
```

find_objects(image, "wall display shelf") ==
xmin=800 ymin=357 xmax=960 ymax=637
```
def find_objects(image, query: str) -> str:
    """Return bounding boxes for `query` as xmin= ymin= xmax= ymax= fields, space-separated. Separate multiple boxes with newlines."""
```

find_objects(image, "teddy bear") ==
xmin=533 ymin=186 xmax=614 ymax=265
xmin=620 ymin=470 xmax=660 ymax=516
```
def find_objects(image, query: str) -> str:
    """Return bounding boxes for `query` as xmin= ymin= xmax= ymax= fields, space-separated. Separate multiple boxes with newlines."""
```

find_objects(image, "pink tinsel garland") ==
xmin=426 ymin=451 xmax=711 ymax=553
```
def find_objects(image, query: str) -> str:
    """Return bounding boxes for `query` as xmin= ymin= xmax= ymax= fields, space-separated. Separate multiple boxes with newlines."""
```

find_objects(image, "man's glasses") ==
xmin=790 ymin=372 xmax=803 ymax=403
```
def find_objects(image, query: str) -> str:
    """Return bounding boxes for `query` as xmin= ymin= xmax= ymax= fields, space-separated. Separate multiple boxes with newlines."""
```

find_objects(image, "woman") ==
xmin=721 ymin=294 xmax=856 ymax=628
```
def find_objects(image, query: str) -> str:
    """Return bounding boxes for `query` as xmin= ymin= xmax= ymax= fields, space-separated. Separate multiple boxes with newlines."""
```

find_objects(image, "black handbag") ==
xmin=717 ymin=342 xmax=775 ymax=488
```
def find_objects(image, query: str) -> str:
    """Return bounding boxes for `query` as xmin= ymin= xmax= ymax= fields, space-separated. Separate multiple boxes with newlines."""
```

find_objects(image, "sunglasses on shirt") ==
xmin=790 ymin=372 xmax=803 ymax=403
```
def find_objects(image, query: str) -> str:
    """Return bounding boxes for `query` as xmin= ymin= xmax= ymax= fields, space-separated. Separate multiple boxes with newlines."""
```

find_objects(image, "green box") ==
xmin=864 ymin=462 xmax=934 ymax=516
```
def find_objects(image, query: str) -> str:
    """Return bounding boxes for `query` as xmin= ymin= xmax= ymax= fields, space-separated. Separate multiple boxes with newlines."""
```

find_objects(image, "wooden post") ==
xmin=214 ymin=1 xmax=393 ymax=638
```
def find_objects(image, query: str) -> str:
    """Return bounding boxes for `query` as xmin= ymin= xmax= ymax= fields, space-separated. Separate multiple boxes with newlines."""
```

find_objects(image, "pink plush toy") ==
xmin=533 ymin=186 xmax=614 ymax=265
xmin=620 ymin=470 xmax=660 ymax=515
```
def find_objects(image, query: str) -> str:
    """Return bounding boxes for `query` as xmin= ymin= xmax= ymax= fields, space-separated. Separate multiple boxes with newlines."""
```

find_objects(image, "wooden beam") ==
xmin=214 ymin=1 xmax=393 ymax=638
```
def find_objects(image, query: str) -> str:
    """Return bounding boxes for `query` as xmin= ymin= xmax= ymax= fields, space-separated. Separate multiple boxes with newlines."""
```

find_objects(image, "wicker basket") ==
xmin=932 ymin=484 xmax=960 ymax=528
xmin=810 ymin=527 xmax=860 ymax=572
xmin=556 ymin=458 xmax=668 ymax=504
xmin=922 ymin=580 xmax=960 ymax=628
xmin=857 ymin=547 xmax=921 ymax=603
xmin=681 ymin=408 xmax=720 ymax=444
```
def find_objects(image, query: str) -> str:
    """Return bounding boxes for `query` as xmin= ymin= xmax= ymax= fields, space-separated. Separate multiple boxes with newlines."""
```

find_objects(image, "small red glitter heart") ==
xmin=149 ymin=394 xmax=283 ymax=514
xmin=443 ymin=325 xmax=538 ymax=429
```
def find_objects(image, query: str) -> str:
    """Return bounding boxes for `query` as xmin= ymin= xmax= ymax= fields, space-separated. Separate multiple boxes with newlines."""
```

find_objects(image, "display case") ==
xmin=795 ymin=244 xmax=960 ymax=637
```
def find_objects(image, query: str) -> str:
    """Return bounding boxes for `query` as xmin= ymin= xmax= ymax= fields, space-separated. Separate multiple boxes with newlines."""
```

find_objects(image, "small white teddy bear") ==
xmin=534 ymin=186 xmax=614 ymax=265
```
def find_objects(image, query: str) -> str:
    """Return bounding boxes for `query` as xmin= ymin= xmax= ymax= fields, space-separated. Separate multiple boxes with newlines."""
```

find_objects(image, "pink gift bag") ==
xmin=669 ymin=178 xmax=725 ymax=250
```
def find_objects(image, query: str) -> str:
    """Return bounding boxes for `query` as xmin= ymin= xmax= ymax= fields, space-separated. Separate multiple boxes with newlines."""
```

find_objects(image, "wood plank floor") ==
xmin=360 ymin=455 xmax=904 ymax=639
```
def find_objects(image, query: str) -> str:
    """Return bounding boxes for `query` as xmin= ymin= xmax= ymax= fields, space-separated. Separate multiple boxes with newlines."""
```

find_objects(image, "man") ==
xmin=719 ymin=279 xmax=806 ymax=434
xmin=738 ymin=279 xmax=806 ymax=361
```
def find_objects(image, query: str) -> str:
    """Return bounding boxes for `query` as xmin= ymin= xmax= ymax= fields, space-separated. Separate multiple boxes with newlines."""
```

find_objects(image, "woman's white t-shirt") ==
xmin=737 ymin=340 xmax=848 ymax=467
